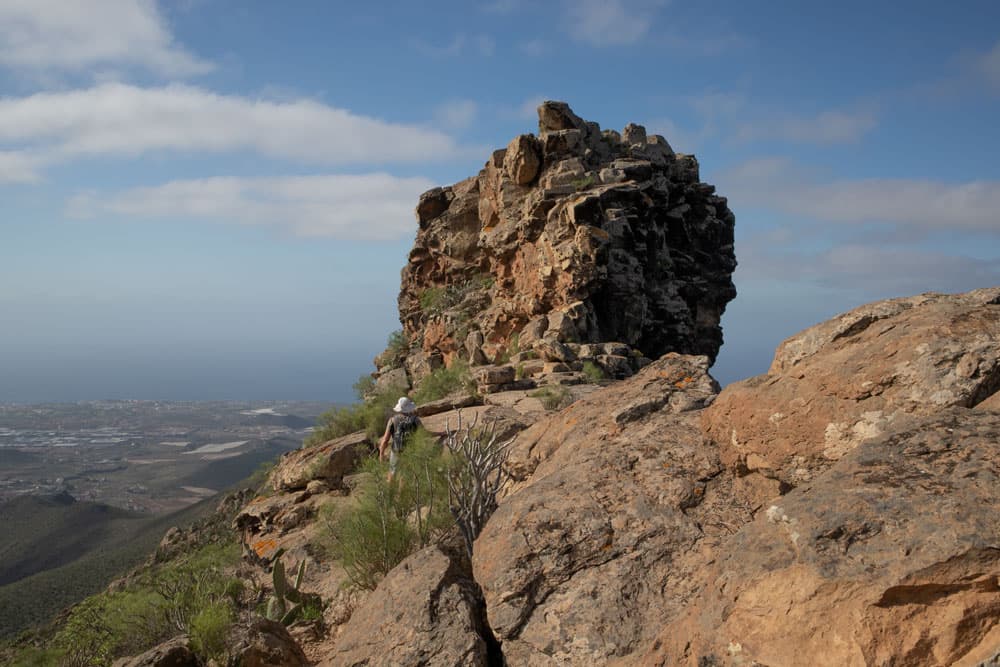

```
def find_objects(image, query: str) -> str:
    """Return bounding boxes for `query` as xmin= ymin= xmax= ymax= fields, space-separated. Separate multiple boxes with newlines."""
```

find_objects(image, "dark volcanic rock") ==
xmin=389 ymin=101 xmax=736 ymax=381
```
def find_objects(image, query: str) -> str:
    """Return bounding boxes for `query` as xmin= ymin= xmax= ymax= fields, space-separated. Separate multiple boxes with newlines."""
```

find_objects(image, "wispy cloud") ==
xmin=67 ymin=173 xmax=437 ymax=240
xmin=564 ymin=0 xmax=665 ymax=47
xmin=0 ymin=150 xmax=41 ymax=183
xmin=518 ymin=39 xmax=549 ymax=56
xmin=412 ymin=33 xmax=496 ymax=58
xmin=434 ymin=99 xmax=479 ymax=130
xmin=0 ymin=83 xmax=466 ymax=175
xmin=739 ymin=240 xmax=1000 ymax=295
xmin=0 ymin=0 xmax=210 ymax=77
xmin=736 ymin=108 xmax=878 ymax=145
xmin=482 ymin=0 xmax=520 ymax=14
xmin=719 ymin=157 xmax=1000 ymax=232
xmin=977 ymin=40 xmax=1000 ymax=88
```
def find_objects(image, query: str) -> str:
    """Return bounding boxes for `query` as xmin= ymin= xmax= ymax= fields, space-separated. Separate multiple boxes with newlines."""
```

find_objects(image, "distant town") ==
xmin=0 ymin=400 xmax=330 ymax=513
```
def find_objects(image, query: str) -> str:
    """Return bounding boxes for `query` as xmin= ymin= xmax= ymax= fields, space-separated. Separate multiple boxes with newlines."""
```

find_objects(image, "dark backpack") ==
xmin=391 ymin=413 xmax=420 ymax=453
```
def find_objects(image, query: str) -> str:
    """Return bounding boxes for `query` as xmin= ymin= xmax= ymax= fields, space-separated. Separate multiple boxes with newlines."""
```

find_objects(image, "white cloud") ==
xmin=0 ymin=83 xmax=465 ymax=172
xmin=739 ymin=241 xmax=1000 ymax=295
xmin=435 ymin=100 xmax=478 ymax=130
xmin=0 ymin=0 xmax=210 ymax=76
xmin=564 ymin=0 xmax=665 ymax=47
xmin=719 ymin=158 xmax=1000 ymax=232
xmin=736 ymin=108 xmax=878 ymax=145
xmin=978 ymin=40 xmax=1000 ymax=88
xmin=0 ymin=150 xmax=41 ymax=183
xmin=67 ymin=173 xmax=438 ymax=240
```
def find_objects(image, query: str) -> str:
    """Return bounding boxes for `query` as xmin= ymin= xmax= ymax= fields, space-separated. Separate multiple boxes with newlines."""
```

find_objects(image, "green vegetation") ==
xmin=5 ymin=540 xmax=243 ymax=666
xmin=411 ymin=360 xmax=474 ymax=403
xmin=188 ymin=601 xmax=233 ymax=662
xmin=0 ymin=493 xmax=223 ymax=641
xmin=306 ymin=380 xmax=408 ymax=447
xmin=263 ymin=555 xmax=321 ymax=626
xmin=530 ymin=385 xmax=574 ymax=411
xmin=572 ymin=174 xmax=596 ymax=190
xmin=582 ymin=360 xmax=607 ymax=383
xmin=318 ymin=429 xmax=452 ymax=590
xmin=418 ymin=275 xmax=493 ymax=318
xmin=375 ymin=330 xmax=409 ymax=370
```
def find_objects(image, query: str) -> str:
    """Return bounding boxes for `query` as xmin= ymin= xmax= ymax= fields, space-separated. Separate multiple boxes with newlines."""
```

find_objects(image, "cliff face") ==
xmin=389 ymin=101 xmax=736 ymax=380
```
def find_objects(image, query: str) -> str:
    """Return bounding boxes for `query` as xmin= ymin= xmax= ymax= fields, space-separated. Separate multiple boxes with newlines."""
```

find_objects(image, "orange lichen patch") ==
xmin=674 ymin=376 xmax=694 ymax=388
xmin=252 ymin=537 xmax=279 ymax=558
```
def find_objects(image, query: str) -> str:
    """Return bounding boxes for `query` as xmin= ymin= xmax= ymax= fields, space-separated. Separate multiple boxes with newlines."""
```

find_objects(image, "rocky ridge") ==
xmin=99 ymin=101 xmax=1000 ymax=666
xmin=378 ymin=101 xmax=736 ymax=390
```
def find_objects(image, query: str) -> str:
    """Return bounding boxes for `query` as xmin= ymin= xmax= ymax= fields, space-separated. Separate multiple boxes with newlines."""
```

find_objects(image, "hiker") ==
xmin=378 ymin=396 xmax=423 ymax=478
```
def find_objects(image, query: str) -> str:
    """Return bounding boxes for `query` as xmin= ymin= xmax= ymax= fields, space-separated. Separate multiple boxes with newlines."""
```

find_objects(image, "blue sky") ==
xmin=1 ymin=0 xmax=998 ymax=403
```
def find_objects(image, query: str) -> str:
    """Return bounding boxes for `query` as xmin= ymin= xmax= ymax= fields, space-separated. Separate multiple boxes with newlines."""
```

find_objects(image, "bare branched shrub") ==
xmin=443 ymin=411 xmax=515 ymax=557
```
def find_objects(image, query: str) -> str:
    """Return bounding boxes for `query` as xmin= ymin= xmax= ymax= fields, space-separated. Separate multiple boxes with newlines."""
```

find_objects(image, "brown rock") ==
xmin=503 ymin=134 xmax=541 ymax=185
xmin=644 ymin=408 xmax=1000 ymax=667
xmin=393 ymin=101 xmax=736 ymax=385
xmin=703 ymin=287 xmax=1000 ymax=487
xmin=229 ymin=618 xmax=308 ymax=667
xmin=534 ymin=338 xmax=576 ymax=363
xmin=321 ymin=545 xmax=494 ymax=666
xmin=475 ymin=365 xmax=516 ymax=386
xmin=111 ymin=636 xmax=197 ymax=667
xmin=269 ymin=432 xmax=367 ymax=492
xmin=474 ymin=354 xmax=725 ymax=664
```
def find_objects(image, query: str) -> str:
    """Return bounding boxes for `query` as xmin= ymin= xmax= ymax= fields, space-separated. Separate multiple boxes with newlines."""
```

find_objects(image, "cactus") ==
xmin=264 ymin=556 xmax=318 ymax=626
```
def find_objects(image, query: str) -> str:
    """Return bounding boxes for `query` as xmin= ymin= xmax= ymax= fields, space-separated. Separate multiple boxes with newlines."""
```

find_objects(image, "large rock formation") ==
xmin=385 ymin=101 xmax=736 ymax=382
xmin=469 ymin=289 xmax=1000 ymax=666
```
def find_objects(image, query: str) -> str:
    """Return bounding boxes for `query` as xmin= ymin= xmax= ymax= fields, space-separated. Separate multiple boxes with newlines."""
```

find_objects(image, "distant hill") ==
xmin=0 ymin=492 xmax=140 ymax=587
xmin=0 ymin=492 xmax=219 ymax=639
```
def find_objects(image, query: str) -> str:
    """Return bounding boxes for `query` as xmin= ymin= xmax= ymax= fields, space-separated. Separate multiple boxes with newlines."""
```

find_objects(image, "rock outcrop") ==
xmin=383 ymin=101 xmax=736 ymax=385
xmin=646 ymin=408 xmax=1000 ymax=667
xmin=703 ymin=287 xmax=1000 ymax=492
xmin=353 ymin=288 xmax=1000 ymax=666
xmin=320 ymin=544 xmax=498 ymax=667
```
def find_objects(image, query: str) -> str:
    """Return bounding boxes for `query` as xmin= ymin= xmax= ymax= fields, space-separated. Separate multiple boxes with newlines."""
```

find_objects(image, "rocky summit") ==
xmin=382 ymin=101 xmax=736 ymax=386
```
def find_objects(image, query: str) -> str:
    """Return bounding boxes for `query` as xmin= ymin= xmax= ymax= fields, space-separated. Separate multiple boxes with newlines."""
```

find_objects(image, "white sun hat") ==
xmin=393 ymin=397 xmax=417 ymax=414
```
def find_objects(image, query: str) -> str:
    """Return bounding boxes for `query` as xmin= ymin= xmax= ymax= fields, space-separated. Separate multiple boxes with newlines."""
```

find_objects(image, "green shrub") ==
xmin=50 ymin=541 xmax=242 ymax=665
xmin=318 ymin=431 xmax=453 ymax=590
xmin=188 ymin=601 xmax=233 ymax=662
xmin=529 ymin=385 xmax=573 ymax=411
xmin=582 ymin=361 xmax=606 ymax=383
xmin=352 ymin=373 xmax=375 ymax=399
xmin=411 ymin=361 xmax=473 ymax=403
xmin=4 ymin=646 xmax=65 ymax=667
xmin=306 ymin=383 xmax=408 ymax=447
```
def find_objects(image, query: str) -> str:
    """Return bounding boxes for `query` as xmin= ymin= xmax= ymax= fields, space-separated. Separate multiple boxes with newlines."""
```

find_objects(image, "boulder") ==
xmin=111 ymin=636 xmax=197 ymax=667
xmin=228 ymin=618 xmax=308 ymax=667
xmin=320 ymin=544 xmax=495 ymax=666
xmin=503 ymin=134 xmax=541 ymax=185
xmin=269 ymin=432 xmax=367 ymax=492
xmin=643 ymin=408 xmax=1000 ymax=667
xmin=703 ymin=288 xmax=1000 ymax=487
